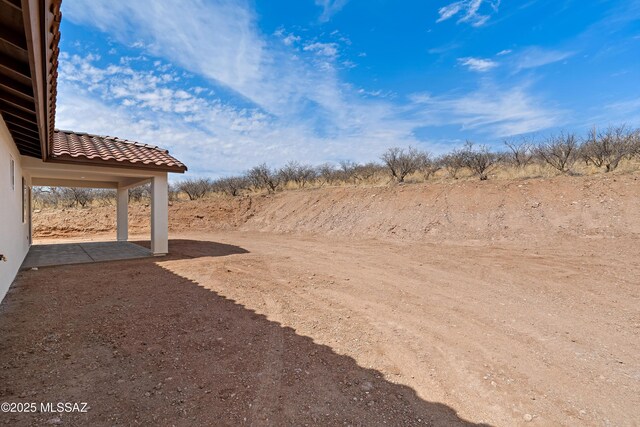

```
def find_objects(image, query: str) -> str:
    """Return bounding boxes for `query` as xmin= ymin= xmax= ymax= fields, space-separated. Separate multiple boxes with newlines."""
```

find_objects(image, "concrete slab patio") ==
xmin=21 ymin=241 xmax=153 ymax=269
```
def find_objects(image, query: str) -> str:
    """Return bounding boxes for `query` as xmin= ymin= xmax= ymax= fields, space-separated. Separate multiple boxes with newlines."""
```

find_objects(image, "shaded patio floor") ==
xmin=21 ymin=241 xmax=153 ymax=269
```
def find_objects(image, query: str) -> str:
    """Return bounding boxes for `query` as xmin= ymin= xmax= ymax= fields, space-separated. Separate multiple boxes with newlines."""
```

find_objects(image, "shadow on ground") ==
xmin=0 ymin=240 xmax=489 ymax=426
xmin=134 ymin=238 xmax=250 ymax=260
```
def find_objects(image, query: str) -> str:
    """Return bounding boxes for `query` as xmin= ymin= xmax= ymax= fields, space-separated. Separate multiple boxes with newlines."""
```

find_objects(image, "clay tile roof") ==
xmin=51 ymin=130 xmax=187 ymax=173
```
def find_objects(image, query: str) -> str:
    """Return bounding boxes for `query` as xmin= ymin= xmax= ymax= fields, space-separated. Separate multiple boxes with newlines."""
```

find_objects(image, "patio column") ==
xmin=151 ymin=174 xmax=169 ymax=255
xmin=116 ymin=187 xmax=128 ymax=241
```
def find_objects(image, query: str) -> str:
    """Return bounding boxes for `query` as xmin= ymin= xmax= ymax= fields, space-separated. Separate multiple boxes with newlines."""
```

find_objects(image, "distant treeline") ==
xmin=33 ymin=125 xmax=640 ymax=207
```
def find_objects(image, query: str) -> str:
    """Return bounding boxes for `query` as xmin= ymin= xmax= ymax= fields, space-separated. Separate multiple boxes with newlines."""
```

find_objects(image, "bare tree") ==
xmin=62 ymin=187 xmax=94 ymax=207
xmin=418 ymin=153 xmax=441 ymax=180
xmin=278 ymin=161 xmax=318 ymax=188
xmin=381 ymin=147 xmax=425 ymax=183
xmin=247 ymin=163 xmax=281 ymax=193
xmin=177 ymin=178 xmax=212 ymax=200
xmin=168 ymin=183 xmax=180 ymax=201
xmin=278 ymin=161 xmax=301 ymax=186
xmin=633 ymin=129 xmax=640 ymax=158
xmin=581 ymin=125 xmax=635 ymax=172
xmin=441 ymin=149 xmax=467 ymax=179
xmin=352 ymin=162 xmax=383 ymax=183
xmin=462 ymin=142 xmax=501 ymax=180
xmin=504 ymin=137 xmax=534 ymax=168
xmin=129 ymin=183 xmax=151 ymax=202
xmin=213 ymin=176 xmax=249 ymax=197
xmin=536 ymin=132 xmax=580 ymax=174
xmin=315 ymin=163 xmax=338 ymax=186
xmin=33 ymin=187 xmax=59 ymax=208
xmin=94 ymin=189 xmax=116 ymax=206
xmin=337 ymin=160 xmax=358 ymax=183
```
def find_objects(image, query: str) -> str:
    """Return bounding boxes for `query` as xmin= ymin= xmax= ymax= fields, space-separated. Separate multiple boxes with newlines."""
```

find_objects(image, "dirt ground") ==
xmin=2 ymin=173 xmax=639 ymax=425
xmin=1 ymin=229 xmax=639 ymax=426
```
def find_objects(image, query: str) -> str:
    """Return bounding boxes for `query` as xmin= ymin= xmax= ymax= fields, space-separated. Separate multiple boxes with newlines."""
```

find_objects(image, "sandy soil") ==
xmin=2 ymin=172 xmax=638 ymax=425
xmin=1 ymin=230 xmax=639 ymax=426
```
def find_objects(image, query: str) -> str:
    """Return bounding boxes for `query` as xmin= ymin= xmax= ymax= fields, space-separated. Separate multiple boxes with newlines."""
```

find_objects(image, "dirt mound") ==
xmin=34 ymin=172 xmax=640 ymax=242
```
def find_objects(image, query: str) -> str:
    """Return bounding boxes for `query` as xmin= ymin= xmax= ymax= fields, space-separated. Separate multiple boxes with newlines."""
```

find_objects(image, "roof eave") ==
xmin=47 ymin=154 xmax=188 ymax=173
xmin=19 ymin=0 xmax=60 ymax=161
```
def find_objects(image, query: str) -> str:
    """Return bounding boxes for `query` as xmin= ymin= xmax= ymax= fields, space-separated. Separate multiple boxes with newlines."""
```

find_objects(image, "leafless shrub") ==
xmin=213 ymin=176 xmax=249 ymax=197
xmin=177 ymin=178 xmax=212 ymax=200
xmin=278 ymin=161 xmax=318 ymax=188
xmin=61 ymin=187 xmax=94 ymax=207
xmin=633 ymin=129 xmax=640 ymax=158
xmin=129 ymin=183 xmax=151 ymax=202
xmin=381 ymin=147 xmax=426 ymax=183
xmin=581 ymin=125 xmax=636 ymax=172
xmin=337 ymin=160 xmax=358 ymax=183
xmin=316 ymin=163 xmax=338 ymax=186
xmin=536 ymin=132 xmax=580 ymax=174
xmin=247 ymin=163 xmax=281 ymax=193
xmin=441 ymin=149 xmax=467 ymax=179
xmin=418 ymin=153 xmax=441 ymax=180
xmin=93 ymin=189 xmax=116 ymax=206
xmin=504 ymin=137 xmax=535 ymax=168
xmin=32 ymin=187 xmax=57 ymax=208
xmin=462 ymin=142 xmax=501 ymax=180
xmin=168 ymin=183 xmax=180 ymax=201
xmin=352 ymin=162 xmax=384 ymax=183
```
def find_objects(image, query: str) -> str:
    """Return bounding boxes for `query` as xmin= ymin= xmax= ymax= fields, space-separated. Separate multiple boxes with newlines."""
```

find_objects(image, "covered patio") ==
xmin=23 ymin=129 xmax=187 ymax=258
xmin=0 ymin=0 xmax=187 ymax=285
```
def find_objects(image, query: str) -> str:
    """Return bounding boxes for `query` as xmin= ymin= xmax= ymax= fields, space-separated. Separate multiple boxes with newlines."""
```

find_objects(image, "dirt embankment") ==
xmin=34 ymin=172 xmax=640 ymax=242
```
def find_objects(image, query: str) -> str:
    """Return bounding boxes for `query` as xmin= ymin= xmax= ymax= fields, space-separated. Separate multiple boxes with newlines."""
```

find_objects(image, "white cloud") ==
xmin=58 ymin=0 xmax=565 ymax=176
xmin=274 ymin=28 xmax=301 ymax=46
xmin=589 ymin=98 xmax=640 ymax=126
xmin=408 ymin=83 xmax=565 ymax=136
xmin=63 ymin=0 xmax=266 ymax=106
xmin=55 ymin=53 xmax=427 ymax=176
xmin=436 ymin=0 xmax=500 ymax=27
xmin=513 ymin=47 xmax=575 ymax=71
xmin=496 ymin=49 xmax=512 ymax=56
xmin=62 ymin=0 xmax=359 ymax=126
xmin=458 ymin=57 xmax=498 ymax=72
xmin=303 ymin=42 xmax=339 ymax=58
xmin=283 ymin=34 xmax=301 ymax=46
xmin=315 ymin=0 xmax=349 ymax=22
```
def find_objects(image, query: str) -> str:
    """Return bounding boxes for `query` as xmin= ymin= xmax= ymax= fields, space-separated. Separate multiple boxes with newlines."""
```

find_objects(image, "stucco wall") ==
xmin=0 ymin=117 xmax=31 ymax=302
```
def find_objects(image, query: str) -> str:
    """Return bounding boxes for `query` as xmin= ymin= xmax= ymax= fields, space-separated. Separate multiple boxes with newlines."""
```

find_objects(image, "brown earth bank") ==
xmin=33 ymin=172 xmax=640 ymax=242
xmin=1 ymin=172 xmax=637 ymax=426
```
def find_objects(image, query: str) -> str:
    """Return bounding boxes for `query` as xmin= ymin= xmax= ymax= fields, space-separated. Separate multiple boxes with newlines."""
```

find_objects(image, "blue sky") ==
xmin=56 ymin=0 xmax=640 ymax=177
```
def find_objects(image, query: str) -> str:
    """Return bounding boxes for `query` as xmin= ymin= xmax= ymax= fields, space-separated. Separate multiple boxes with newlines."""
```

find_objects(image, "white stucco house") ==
xmin=0 ymin=0 xmax=187 ymax=301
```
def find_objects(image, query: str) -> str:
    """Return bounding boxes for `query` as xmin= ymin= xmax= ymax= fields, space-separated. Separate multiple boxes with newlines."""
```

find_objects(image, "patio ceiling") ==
xmin=0 ymin=0 xmax=60 ymax=160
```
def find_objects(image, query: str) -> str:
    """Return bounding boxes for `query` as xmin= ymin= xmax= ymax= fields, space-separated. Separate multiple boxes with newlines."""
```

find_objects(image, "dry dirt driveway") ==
xmin=1 ymin=231 xmax=638 ymax=426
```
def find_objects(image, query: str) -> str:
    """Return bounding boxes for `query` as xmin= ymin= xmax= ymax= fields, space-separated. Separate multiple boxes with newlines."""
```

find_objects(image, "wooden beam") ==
xmin=13 ymin=142 xmax=40 ymax=157
xmin=5 ymin=121 xmax=38 ymax=139
xmin=1 ymin=0 xmax=22 ymax=11
xmin=11 ymin=134 xmax=39 ymax=149
xmin=3 ymin=109 xmax=37 ymax=127
xmin=16 ymin=148 xmax=41 ymax=158
xmin=0 ymin=86 xmax=35 ymax=112
xmin=0 ymin=77 xmax=33 ymax=100
xmin=0 ymin=101 xmax=37 ymax=123
xmin=0 ymin=52 xmax=31 ymax=84
xmin=6 ymin=122 xmax=39 ymax=139
xmin=0 ymin=21 xmax=28 ymax=51
xmin=12 ymin=139 xmax=41 ymax=156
